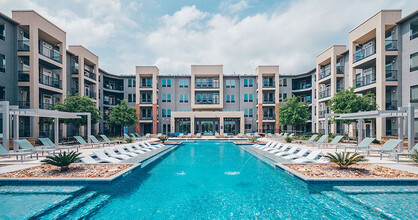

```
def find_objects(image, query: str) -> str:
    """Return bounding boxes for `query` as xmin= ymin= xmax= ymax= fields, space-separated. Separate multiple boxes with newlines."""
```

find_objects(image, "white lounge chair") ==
xmin=144 ymin=141 xmax=164 ymax=148
xmin=92 ymin=150 xmax=121 ymax=163
xmin=115 ymin=146 xmax=138 ymax=157
xmin=275 ymin=146 xmax=298 ymax=157
xmin=263 ymin=142 xmax=281 ymax=151
xmin=282 ymin=148 xmax=309 ymax=160
xmin=138 ymin=142 xmax=157 ymax=150
xmin=269 ymin=144 xmax=288 ymax=154
xmin=255 ymin=141 xmax=273 ymax=149
xmin=125 ymin=145 xmax=147 ymax=154
xmin=79 ymin=154 xmax=109 ymax=164
xmin=104 ymin=148 xmax=131 ymax=160
xmin=292 ymin=150 xmax=322 ymax=163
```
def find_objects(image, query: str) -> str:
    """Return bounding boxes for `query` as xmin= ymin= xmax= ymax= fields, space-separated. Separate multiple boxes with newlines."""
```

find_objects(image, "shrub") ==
xmin=248 ymin=136 xmax=259 ymax=143
xmin=324 ymin=152 xmax=367 ymax=169
xmin=410 ymin=149 xmax=418 ymax=164
xmin=158 ymin=135 xmax=168 ymax=143
xmin=285 ymin=136 xmax=292 ymax=143
xmin=126 ymin=137 xmax=134 ymax=143
xmin=41 ymin=151 xmax=81 ymax=172
xmin=372 ymin=139 xmax=381 ymax=144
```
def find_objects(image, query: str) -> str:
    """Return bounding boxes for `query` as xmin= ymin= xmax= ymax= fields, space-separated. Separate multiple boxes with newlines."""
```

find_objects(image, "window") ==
xmin=244 ymin=108 xmax=253 ymax=117
xmin=411 ymin=52 xmax=418 ymax=72
xmin=0 ymin=86 xmax=4 ymax=101
xmin=162 ymin=78 xmax=171 ymax=87
xmin=226 ymin=94 xmax=235 ymax=103
xmin=283 ymin=79 xmax=287 ymax=87
xmin=179 ymin=94 xmax=189 ymax=103
xmin=244 ymin=78 xmax=254 ymax=87
xmin=128 ymin=78 xmax=135 ymax=87
xmin=0 ymin=54 xmax=5 ymax=73
xmin=226 ymin=79 xmax=235 ymax=88
xmin=162 ymin=94 xmax=171 ymax=102
xmin=245 ymin=124 xmax=252 ymax=130
xmin=244 ymin=94 xmax=248 ymax=102
xmin=0 ymin=23 xmax=4 ymax=40
xmin=162 ymin=109 xmax=171 ymax=117
xmin=128 ymin=94 xmax=132 ymax=102
xmin=283 ymin=93 xmax=287 ymax=100
xmin=410 ymin=18 xmax=418 ymax=40
xmin=411 ymin=85 xmax=418 ymax=103
xmin=249 ymin=94 xmax=253 ymax=102
xmin=179 ymin=79 xmax=189 ymax=88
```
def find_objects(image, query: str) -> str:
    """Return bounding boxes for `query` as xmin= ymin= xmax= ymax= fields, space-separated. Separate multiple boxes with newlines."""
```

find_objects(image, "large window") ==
xmin=0 ymin=86 xmax=4 ymax=101
xmin=162 ymin=78 xmax=171 ymax=87
xmin=226 ymin=79 xmax=235 ymax=88
xmin=0 ymin=54 xmax=5 ymax=73
xmin=0 ymin=23 xmax=4 ymax=40
xmin=411 ymin=52 xmax=418 ymax=72
xmin=179 ymin=94 xmax=189 ymax=103
xmin=162 ymin=109 xmax=171 ymax=117
xmin=244 ymin=93 xmax=253 ymax=102
xmin=245 ymin=124 xmax=252 ymax=130
xmin=128 ymin=78 xmax=135 ymax=87
xmin=244 ymin=108 xmax=253 ymax=117
xmin=179 ymin=79 xmax=189 ymax=88
xmin=410 ymin=19 xmax=418 ymax=40
xmin=410 ymin=85 xmax=418 ymax=103
xmin=243 ymin=78 xmax=254 ymax=87
xmin=162 ymin=93 xmax=171 ymax=102
xmin=226 ymin=94 xmax=235 ymax=103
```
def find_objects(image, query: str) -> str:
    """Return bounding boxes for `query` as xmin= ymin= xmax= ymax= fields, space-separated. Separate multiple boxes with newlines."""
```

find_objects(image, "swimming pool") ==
xmin=1 ymin=141 xmax=417 ymax=219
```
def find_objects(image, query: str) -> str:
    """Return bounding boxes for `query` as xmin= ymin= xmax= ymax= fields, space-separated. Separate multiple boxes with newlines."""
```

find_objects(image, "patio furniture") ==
xmin=103 ymin=148 xmax=131 ymax=160
xmin=100 ymin=135 xmax=122 ymax=145
xmin=13 ymin=139 xmax=58 ymax=160
xmin=319 ymin=135 xmax=343 ymax=149
xmin=300 ymin=134 xmax=318 ymax=145
xmin=88 ymin=135 xmax=109 ymax=147
xmin=92 ymin=150 xmax=121 ymax=163
xmin=392 ymin=143 xmax=418 ymax=163
xmin=312 ymin=135 xmax=328 ymax=147
xmin=79 ymin=154 xmax=109 ymax=164
xmin=38 ymin=138 xmax=79 ymax=152
xmin=275 ymin=146 xmax=298 ymax=157
xmin=282 ymin=148 xmax=309 ymax=160
xmin=115 ymin=146 xmax=139 ymax=157
xmin=74 ymin=136 xmax=100 ymax=148
xmin=292 ymin=150 xmax=323 ymax=163
xmin=0 ymin=144 xmax=34 ymax=162
xmin=337 ymin=137 xmax=375 ymax=152
xmin=363 ymin=139 xmax=403 ymax=158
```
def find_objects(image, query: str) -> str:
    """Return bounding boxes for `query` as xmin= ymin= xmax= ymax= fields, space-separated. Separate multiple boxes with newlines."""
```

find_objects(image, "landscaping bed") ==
xmin=0 ymin=164 xmax=133 ymax=178
xmin=286 ymin=164 xmax=418 ymax=178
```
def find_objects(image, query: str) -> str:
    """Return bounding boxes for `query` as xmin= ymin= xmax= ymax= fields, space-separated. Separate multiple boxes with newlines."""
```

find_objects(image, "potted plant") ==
xmin=324 ymin=152 xmax=367 ymax=169
xmin=158 ymin=135 xmax=168 ymax=143
xmin=248 ymin=136 xmax=259 ymax=143
xmin=41 ymin=151 xmax=82 ymax=172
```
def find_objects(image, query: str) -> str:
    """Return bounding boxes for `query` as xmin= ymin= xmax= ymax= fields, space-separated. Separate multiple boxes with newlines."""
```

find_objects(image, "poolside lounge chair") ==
xmin=79 ymin=154 xmax=109 ymax=164
xmin=292 ymin=150 xmax=322 ymax=163
xmin=255 ymin=141 xmax=273 ymax=149
xmin=124 ymin=134 xmax=132 ymax=140
xmin=157 ymin=133 xmax=162 ymax=137
xmin=275 ymin=146 xmax=298 ymax=157
xmin=319 ymin=135 xmax=343 ymax=149
xmin=281 ymin=133 xmax=288 ymax=139
xmin=144 ymin=141 xmax=164 ymax=148
xmin=92 ymin=150 xmax=121 ymax=163
xmin=115 ymin=146 xmax=138 ymax=157
xmin=104 ymin=148 xmax=131 ymax=160
xmin=125 ymin=145 xmax=147 ymax=154
xmin=275 ymin=133 xmax=282 ymax=139
xmin=391 ymin=143 xmax=418 ymax=163
xmin=363 ymin=139 xmax=403 ymax=158
xmin=186 ymin=133 xmax=192 ymax=138
xmin=0 ymin=144 xmax=34 ymax=162
xmin=130 ymin=133 xmax=139 ymax=139
xmin=267 ymin=133 xmax=272 ymax=139
xmin=312 ymin=135 xmax=328 ymax=147
xmin=246 ymin=133 xmax=252 ymax=137
xmin=263 ymin=142 xmax=280 ymax=151
xmin=238 ymin=133 xmax=244 ymax=138
xmin=144 ymin=133 xmax=151 ymax=140
xmin=300 ymin=134 xmax=318 ymax=145
xmin=14 ymin=139 xmax=58 ymax=159
xmin=38 ymin=138 xmax=79 ymax=152
xmin=260 ymin=142 xmax=277 ymax=150
xmin=100 ymin=135 xmax=122 ymax=145
xmin=196 ymin=133 xmax=202 ymax=138
xmin=288 ymin=133 xmax=294 ymax=138
xmin=282 ymin=148 xmax=309 ymax=160
xmin=254 ymin=133 xmax=260 ymax=137
xmin=74 ymin=136 xmax=100 ymax=148
xmin=88 ymin=135 xmax=109 ymax=147
xmin=337 ymin=137 xmax=375 ymax=152
xmin=138 ymin=142 xmax=157 ymax=150
xmin=215 ymin=132 xmax=220 ymax=138
xmin=269 ymin=144 xmax=288 ymax=154
xmin=179 ymin=133 xmax=184 ymax=138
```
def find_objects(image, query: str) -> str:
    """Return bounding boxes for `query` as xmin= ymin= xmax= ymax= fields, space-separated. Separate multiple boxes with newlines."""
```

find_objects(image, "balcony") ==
xmin=354 ymin=73 xmax=376 ymax=88
xmin=39 ymin=44 xmax=62 ymax=63
xmin=104 ymin=84 xmax=123 ymax=91
xmin=195 ymin=98 xmax=220 ymax=105
xmin=319 ymin=69 xmax=331 ymax=80
xmin=292 ymin=83 xmax=311 ymax=91
xmin=104 ymin=99 xmax=117 ymax=105
xmin=319 ymin=88 xmax=331 ymax=99
xmin=336 ymin=66 xmax=344 ymax=75
xmin=71 ymin=88 xmax=79 ymax=95
xmin=263 ymin=99 xmax=275 ymax=104
xmin=385 ymin=70 xmax=398 ymax=81
xmin=140 ymin=115 xmax=153 ymax=120
xmin=319 ymin=110 xmax=329 ymax=118
xmin=195 ymin=84 xmax=219 ymax=89
xmin=140 ymin=84 xmax=152 ymax=88
xmin=39 ymin=73 xmax=62 ymax=89
xmin=86 ymin=91 xmax=96 ymax=99
xmin=71 ymin=67 xmax=78 ymax=74
xmin=39 ymin=102 xmax=54 ymax=110
xmin=263 ymin=82 xmax=275 ymax=88
xmin=17 ymin=40 xmax=30 ymax=51
xmin=18 ymin=101 xmax=30 ymax=109
xmin=140 ymin=99 xmax=152 ymax=104
xmin=18 ymin=71 xmax=30 ymax=82
xmin=263 ymin=115 xmax=275 ymax=120
xmin=84 ymin=69 xmax=96 ymax=81
xmin=353 ymin=44 xmax=376 ymax=63
xmin=385 ymin=40 xmax=397 ymax=51
xmin=385 ymin=100 xmax=398 ymax=110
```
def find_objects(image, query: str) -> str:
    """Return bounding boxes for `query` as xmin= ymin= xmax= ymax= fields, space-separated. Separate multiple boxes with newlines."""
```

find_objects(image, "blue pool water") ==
xmin=1 ymin=141 xmax=417 ymax=219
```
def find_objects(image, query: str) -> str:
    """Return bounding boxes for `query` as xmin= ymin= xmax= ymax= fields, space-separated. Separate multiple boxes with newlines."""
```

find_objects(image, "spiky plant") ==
xmin=324 ymin=152 xmax=367 ymax=169
xmin=248 ymin=136 xmax=259 ymax=143
xmin=410 ymin=149 xmax=418 ymax=164
xmin=285 ymin=136 xmax=293 ymax=143
xmin=158 ymin=135 xmax=168 ymax=143
xmin=41 ymin=151 xmax=81 ymax=172
xmin=125 ymin=137 xmax=134 ymax=143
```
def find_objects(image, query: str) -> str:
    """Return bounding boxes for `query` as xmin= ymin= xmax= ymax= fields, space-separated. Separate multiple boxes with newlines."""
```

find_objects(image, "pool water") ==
xmin=1 ymin=141 xmax=417 ymax=219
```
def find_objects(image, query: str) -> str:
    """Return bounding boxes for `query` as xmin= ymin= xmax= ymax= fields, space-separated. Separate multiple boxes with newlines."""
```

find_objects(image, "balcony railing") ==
xmin=39 ymin=44 xmax=62 ymax=63
xmin=18 ymin=101 xmax=30 ymax=109
xmin=263 ymin=82 xmax=275 ymax=88
xmin=385 ymin=40 xmax=398 ymax=51
xmin=385 ymin=70 xmax=398 ymax=81
xmin=39 ymin=102 xmax=54 ymax=110
xmin=71 ymin=67 xmax=78 ymax=74
xmin=263 ymin=115 xmax=275 ymax=120
xmin=263 ymin=99 xmax=275 ymax=104
xmin=39 ymin=73 xmax=62 ymax=89
xmin=18 ymin=71 xmax=30 ymax=82
xmin=195 ymin=84 xmax=219 ymax=89
xmin=195 ymin=98 xmax=220 ymax=105
xmin=84 ymin=69 xmax=96 ymax=80
xmin=87 ymin=91 xmax=96 ymax=99
xmin=319 ymin=69 xmax=331 ymax=80
xmin=336 ymin=66 xmax=344 ymax=75
xmin=319 ymin=110 xmax=329 ymax=118
xmin=17 ymin=40 xmax=30 ymax=51
xmin=292 ymin=83 xmax=311 ymax=90
xmin=319 ymin=88 xmax=331 ymax=99
xmin=140 ymin=115 xmax=153 ymax=120
xmin=354 ymin=73 xmax=376 ymax=88
xmin=385 ymin=100 xmax=398 ymax=110
xmin=104 ymin=84 xmax=124 ymax=91
xmin=104 ymin=100 xmax=116 ymax=105
xmin=140 ymin=99 xmax=152 ymax=104
xmin=140 ymin=84 xmax=152 ymax=88
xmin=354 ymin=44 xmax=376 ymax=63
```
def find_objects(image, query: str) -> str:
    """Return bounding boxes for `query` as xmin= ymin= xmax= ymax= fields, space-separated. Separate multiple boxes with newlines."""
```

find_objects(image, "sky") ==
xmin=1 ymin=0 xmax=418 ymax=75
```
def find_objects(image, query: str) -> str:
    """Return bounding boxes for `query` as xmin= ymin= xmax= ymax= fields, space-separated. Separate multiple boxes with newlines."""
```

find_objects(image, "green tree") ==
xmin=106 ymin=100 xmax=138 ymax=136
xmin=53 ymin=94 xmax=101 ymax=131
xmin=277 ymin=95 xmax=310 ymax=132
xmin=328 ymin=88 xmax=377 ymax=124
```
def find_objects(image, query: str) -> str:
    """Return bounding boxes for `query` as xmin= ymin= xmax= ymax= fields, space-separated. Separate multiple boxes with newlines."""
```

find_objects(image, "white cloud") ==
xmin=221 ymin=0 xmax=250 ymax=14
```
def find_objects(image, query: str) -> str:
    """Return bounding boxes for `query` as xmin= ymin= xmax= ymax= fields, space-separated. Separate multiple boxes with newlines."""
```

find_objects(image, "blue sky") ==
xmin=1 ymin=0 xmax=418 ymax=75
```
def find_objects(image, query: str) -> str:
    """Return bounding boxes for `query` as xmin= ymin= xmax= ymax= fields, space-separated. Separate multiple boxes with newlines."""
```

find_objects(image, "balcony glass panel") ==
xmin=354 ymin=72 xmax=376 ymax=88
xmin=385 ymin=40 xmax=397 ymax=51
xmin=39 ymin=73 xmax=62 ymax=89
xmin=18 ymin=71 xmax=30 ymax=82
xmin=39 ymin=43 xmax=62 ymax=63
xmin=354 ymin=43 xmax=376 ymax=63
xmin=319 ymin=88 xmax=330 ymax=99
xmin=17 ymin=40 xmax=30 ymax=51
xmin=385 ymin=70 xmax=398 ymax=81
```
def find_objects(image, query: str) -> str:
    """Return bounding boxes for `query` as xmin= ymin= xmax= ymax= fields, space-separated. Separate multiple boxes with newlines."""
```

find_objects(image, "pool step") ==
xmin=39 ymin=192 xmax=98 ymax=220
xmin=309 ymin=194 xmax=359 ymax=219
xmin=0 ymin=185 xmax=84 ymax=194
xmin=63 ymin=194 xmax=110 ymax=220
xmin=334 ymin=185 xmax=418 ymax=194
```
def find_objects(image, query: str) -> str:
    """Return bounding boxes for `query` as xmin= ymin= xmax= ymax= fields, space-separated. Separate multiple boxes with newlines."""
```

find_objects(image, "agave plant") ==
xmin=324 ymin=152 xmax=367 ymax=169
xmin=126 ymin=137 xmax=134 ymax=143
xmin=284 ymin=136 xmax=293 ymax=143
xmin=248 ymin=136 xmax=259 ymax=143
xmin=158 ymin=135 xmax=168 ymax=143
xmin=41 ymin=151 xmax=82 ymax=172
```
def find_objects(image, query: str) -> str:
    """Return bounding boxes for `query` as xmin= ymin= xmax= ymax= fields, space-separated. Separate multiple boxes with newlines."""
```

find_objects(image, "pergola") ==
xmin=0 ymin=101 xmax=91 ymax=151
xmin=324 ymin=104 xmax=416 ymax=151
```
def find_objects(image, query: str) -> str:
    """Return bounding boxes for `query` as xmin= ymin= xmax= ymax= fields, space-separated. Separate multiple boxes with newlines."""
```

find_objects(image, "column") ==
xmin=87 ymin=114 xmax=91 ymax=143
xmin=190 ymin=116 xmax=195 ymax=134
xmin=54 ymin=117 xmax=59 ymax=145
xmin=14 ymin=115 xmax=19 ymax=151
xmin=220 ymin=116 xmax=224 ymax=135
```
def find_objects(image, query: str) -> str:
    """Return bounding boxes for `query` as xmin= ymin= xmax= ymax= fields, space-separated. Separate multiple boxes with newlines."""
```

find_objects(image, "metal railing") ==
xmin=104 ymin=84 xmax=124 ymax=91
xmin=87 ymin=91 xmax=96 ymax=99
xmin=319 ymin=69 xmax=331 ymax=79
xmin=385 ymin=100 xmax=398 ymax=110
xmin=140 ymin=115 xmax=153 ymax=120
xmin=263 ymin=99 xmax=275 ymax=104
xmin=39 ymin=73 xmax=62 ymax=89
xmin=195 ymin=98 xmax=220 ymax=104
xmin=84 ymin=69 xmax=96 ymax=80
xmin=18 ymin=101 xmax=30 ymax=109
xmin=18 ymin=40 xmax=30 ymax=51
xmin=354 ymin=73 xmax=376 ymax=88
xmin=263 ymin=82 xmax=275 ymax=88
xmin=385 ymin=70 xmax=398 ymax=81
xmin=39 ymin=44 xmax=62 ymax=63
xmin=18 ymin=71 xmax=30 ymax=82
xmin=354 ymin=44 xmax=376 ymax=63
xmin=140 ymin=99 xmax=152 ymax=104
xmin=140 ymin=84 xmax=152 ymax=88
xmin=385 ymin=40 xmax=397 ymax=51
xmin=263 ymin=115 xmax=275 ymax=120
xmin=336 ymin=66 xmax=344 ymax=74
xmin=39 ymin=102 xmax=54 ymax=110
xmin=319 ymin=88 xmax=331 ymax=99
xmin=195 ymin=84 xmax=219 ymax=89
xmin=292 ymin=83 xmax=311 ymax=90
